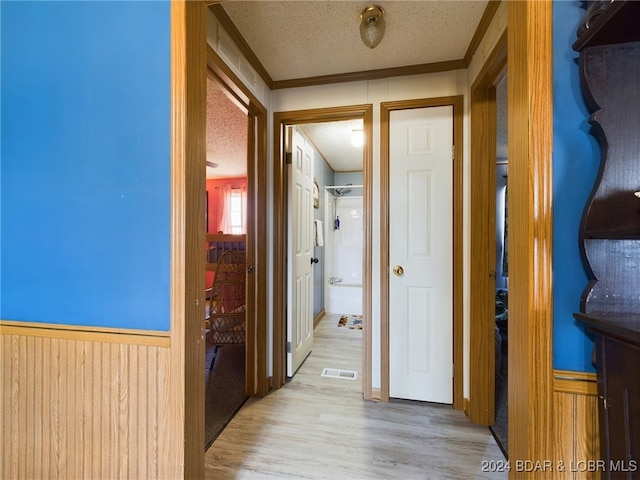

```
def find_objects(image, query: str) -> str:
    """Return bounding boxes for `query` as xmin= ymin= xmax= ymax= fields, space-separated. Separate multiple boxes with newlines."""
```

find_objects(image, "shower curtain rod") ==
xmin=324 ymin=184 xmax=363 ymax=190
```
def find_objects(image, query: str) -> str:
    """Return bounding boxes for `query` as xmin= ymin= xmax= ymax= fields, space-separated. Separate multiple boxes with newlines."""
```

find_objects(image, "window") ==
xmin=229 ymin=188 xmax=243 ymax=234
xmin=217 ymin=183 xmax=246 ymax=234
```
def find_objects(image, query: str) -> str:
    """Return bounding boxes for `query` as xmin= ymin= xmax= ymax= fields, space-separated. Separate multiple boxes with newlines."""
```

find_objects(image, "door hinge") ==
xmin=452 ymin=363 xmax=455 ymax=378
xmin=452 ymin=145 xmax=456 ymax=161
xmin=286 ymin=341 xmax=292 ymax=353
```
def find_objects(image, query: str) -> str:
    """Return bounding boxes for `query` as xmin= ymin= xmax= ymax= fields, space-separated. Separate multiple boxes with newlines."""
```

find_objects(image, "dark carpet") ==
xmin=205 ymin=344 xmax=247 ymax=451
xmin=490 ymin=327 xmax=508 ymax=457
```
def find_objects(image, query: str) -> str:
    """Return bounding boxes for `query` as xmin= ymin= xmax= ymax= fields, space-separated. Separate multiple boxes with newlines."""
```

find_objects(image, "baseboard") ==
xmin=371 ymin=388 xmax=382 ymax=401
xmin=313 ymin=309 xmax=326 ymax=329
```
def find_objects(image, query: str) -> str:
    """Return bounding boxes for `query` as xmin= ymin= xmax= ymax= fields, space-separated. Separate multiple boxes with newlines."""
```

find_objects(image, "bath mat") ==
xmin=337 ymin=315 xmax=363 ymax=329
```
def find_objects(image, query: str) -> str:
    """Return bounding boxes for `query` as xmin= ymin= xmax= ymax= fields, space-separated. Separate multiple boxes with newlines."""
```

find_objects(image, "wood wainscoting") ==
xmin=1 ymin=323 xmax=182 ymax=479
xmin=552 ymin=369 xmax=601 ymax=480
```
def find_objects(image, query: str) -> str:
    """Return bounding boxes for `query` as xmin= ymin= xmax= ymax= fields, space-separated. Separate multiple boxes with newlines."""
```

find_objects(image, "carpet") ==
xmin=205 ymin=344 xmax=248 ymax=451
xmin=490 ymin=331 xmax=508 ymax=457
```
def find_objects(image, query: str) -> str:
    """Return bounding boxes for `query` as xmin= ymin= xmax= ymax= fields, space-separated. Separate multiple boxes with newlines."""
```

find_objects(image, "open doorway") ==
xmin=203 ymin=76 xmax=249 ymax=450
xmin=468 ymin=32 xmax=507 ymax=436
xmin=202 ymin=49 xmax=269 ymax=450
xmin=286 ymin=120 xmax=365 ymax=379
xmin=272 ymin=105 xmax=374 ymax=398
xmin=491 ymin=73 xmax=509 ymax=456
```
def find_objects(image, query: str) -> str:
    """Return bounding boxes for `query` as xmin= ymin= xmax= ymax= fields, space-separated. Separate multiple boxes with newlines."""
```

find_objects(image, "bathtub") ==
xmin=326 ymin=282 xmax=362 ymax=316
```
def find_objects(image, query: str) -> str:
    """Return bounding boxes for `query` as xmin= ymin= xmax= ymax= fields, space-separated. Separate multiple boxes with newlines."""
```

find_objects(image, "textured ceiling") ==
xmin=207 ymin=1 xmax=497 ymax=176
xmin=207 ymin=78 xmax=247 ymax=179
xmin=221 ymin=0 xmax=489 ymax=81
xmin=300 ymin=119 xmax=364 ymax=172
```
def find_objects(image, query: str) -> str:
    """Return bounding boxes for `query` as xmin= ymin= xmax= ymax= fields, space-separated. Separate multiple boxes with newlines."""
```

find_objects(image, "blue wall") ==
xmin=312 ymin=138 xmax=334 ymax=318
xmin=552 ymin=1 xmax=601 ymax=371
xmin=1 ymin=1 xmax=171 ymax=330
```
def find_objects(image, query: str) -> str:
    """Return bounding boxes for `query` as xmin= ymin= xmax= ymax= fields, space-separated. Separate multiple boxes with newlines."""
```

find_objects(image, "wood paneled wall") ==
xmin=1 ymin=326 xmax=181 ymax=479
xmin=552 ymin=370 xmax=601 ymax=480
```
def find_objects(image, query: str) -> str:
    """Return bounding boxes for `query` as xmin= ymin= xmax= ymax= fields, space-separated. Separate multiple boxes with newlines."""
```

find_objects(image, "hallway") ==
xmin=205 ymin=315 xmax=506 ymax=479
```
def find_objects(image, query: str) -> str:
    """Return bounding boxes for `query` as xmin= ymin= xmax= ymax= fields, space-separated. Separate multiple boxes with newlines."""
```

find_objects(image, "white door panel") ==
xmin=287 ymin=128 xmax=314 ymax=376
xmin=389 ymin=106 xmax=453 ymax=403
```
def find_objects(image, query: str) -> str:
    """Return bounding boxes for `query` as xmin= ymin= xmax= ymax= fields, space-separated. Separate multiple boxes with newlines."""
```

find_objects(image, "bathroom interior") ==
xmin=296 ymin=120 xmax=365 ymax=328
xmin=324 ymin=181 xmax=364 ymax=318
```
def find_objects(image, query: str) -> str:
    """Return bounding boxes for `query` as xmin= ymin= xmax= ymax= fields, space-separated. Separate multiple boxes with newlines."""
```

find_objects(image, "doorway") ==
xmin=272 ymin=105 xmax=374 ymax=398
xmin=492 ymin=73 xmax=509 ymax=455
xmin=388 ymin=105 xmax=454 ymax=404
xmin=468 ymin=32 xmax=507 ymax=429
xmin=286 ymin=119 xmax=365 ymax=377
xmin=380 ymin=97 xmax=464 ymax=408
xmin=203 ymin=75 xmax=249 ymax=449
xmin=204 ymin=47 xmax=270 ymax=423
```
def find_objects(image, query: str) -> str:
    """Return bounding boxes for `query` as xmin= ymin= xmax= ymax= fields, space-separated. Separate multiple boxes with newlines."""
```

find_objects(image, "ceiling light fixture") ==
xmin=350 ymin=129 xmax=364 ymax=148
xmin=359 ymin=5 xmax=385 ymax=49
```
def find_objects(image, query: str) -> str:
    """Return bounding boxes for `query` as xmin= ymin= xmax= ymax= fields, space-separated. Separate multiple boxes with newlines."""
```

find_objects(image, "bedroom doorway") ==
xmin=206 ymin=51 xmax=269 ymax=397
xmin=204 ymin=75 xmax=249 ymax=450
xmin=468 ymin=33 xmax=507 ymax=430
xmin=491 ymin=73 xmax=509 ymax=456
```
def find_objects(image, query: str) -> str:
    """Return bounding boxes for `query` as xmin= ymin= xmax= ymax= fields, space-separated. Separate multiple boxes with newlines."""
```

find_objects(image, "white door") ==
xmin=287 ymin=127 xmax=314 ymax=376
xmin=389 ymin=106 xmax=454 ymax=403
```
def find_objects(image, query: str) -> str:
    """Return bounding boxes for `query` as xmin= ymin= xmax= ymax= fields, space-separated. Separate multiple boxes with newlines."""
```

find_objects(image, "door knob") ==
xmin=393 ymin=265 xmax=404 ymax=276
xmin=311 ymin=257 xmax=319 ymax=265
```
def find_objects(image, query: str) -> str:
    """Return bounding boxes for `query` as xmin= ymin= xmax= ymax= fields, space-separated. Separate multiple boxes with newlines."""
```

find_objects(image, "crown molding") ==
xmin=210 ymin=1 xmax=501 ymax=90
xmin=271 ymin=60 xmax=467 ymax=90
xmin=464 ymin=1 xmax=502 ymax=66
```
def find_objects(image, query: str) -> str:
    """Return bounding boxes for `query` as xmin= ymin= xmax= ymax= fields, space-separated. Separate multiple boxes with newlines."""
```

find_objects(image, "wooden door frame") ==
xmin=172 ymin=2 xmax=206 ymax=478
xmin=272 ymin=105 xmax=374 ymax=399
xmin=380 ymin=96 xmax=464 ymax=410
xmin=468 ymin=32 xmax=507 ymax=426
xmin=176 ymin=3 xmax=269 ymax=476
xmin=206 ymin=46 xmax=269 ymax=397
xmin=506 ymin=1 xmax=554 ymax=469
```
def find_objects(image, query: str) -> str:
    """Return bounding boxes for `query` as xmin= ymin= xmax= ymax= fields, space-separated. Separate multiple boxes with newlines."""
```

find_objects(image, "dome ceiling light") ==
xmin=359 ymin=5 xmax=386 ymax=49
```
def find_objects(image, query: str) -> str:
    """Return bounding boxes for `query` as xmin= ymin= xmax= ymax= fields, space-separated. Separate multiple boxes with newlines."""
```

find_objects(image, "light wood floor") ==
xmin=205 ymin=314 xmax=507 ymax=479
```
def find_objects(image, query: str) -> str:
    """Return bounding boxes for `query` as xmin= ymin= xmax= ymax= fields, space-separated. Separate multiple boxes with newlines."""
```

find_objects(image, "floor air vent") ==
xmin=321 ymin=368 xmax=358 ymax=380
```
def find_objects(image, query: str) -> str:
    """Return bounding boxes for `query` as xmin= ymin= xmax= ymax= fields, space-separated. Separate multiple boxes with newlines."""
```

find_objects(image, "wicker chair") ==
xmin=205 ymin=250 xmax=246 ymax=368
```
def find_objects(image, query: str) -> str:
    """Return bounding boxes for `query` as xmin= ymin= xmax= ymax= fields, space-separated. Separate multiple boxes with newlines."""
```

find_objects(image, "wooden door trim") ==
xmin=468 ymin=32 xmax=507 ymax=426
xmin=206 ymin=46 xmax=269 ymax=397
xmin=507 ymin=1 xmax=554 ymax=468
xmin=380 ymin=96 xmax=464 ymax=410
xmin=272 ymin=105 xmax=374 ymax=399
xmin=172 ymin=1 xmax=206 ymax=477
